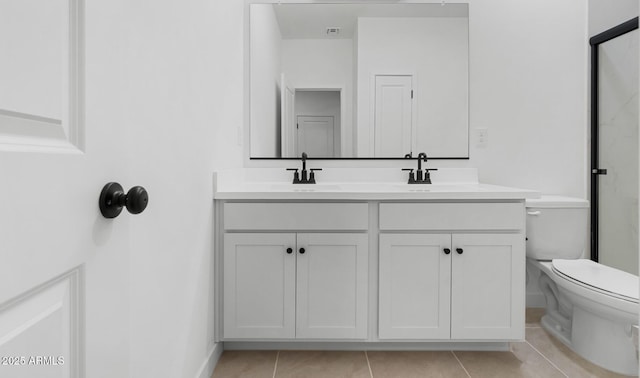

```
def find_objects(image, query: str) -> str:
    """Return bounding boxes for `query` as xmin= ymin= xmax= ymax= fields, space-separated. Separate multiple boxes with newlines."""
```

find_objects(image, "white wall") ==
xmin=116 ymin=1 xmax=223 ymax=377
xmin=250 ymin=4 xmax=282 ymax=157
xmin=588 ymin=0 xmax=638 ymax=36
xmin=214 ymin=1 xmax=245 ymax=170
xmin=230 ymin=0 xmax=589 ymax=199
xmin=356 ymin=17 xmax=469 ymax=158
xmin=282 ymin=39 xmax=353 ymax=156
xmin=466 ymin=0 xmax=587 ymax=197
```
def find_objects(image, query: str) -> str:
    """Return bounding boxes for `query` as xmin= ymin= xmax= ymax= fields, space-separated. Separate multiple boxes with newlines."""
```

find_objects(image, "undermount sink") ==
xmin=269 ymin=183 xmax=480 ymax=193
xmin=270 ymin=183 xmax=342 ymax=192
xmin=392 ymin=184 xmax=462 ymax=191
xmin=393 ymin=185 xmax=431 ymax=192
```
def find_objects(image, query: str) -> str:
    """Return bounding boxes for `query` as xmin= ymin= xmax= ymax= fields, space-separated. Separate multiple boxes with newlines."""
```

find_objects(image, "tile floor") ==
xmin=211 ymin=308 xmax=634 ymax=378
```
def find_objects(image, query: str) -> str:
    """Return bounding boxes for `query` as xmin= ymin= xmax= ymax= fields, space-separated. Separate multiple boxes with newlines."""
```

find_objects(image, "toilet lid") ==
xmin=552 ymin=259 xmax=639 ymax=302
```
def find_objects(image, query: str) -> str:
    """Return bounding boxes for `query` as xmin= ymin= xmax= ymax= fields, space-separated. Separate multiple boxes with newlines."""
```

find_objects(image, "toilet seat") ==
xmin=551 ymin=259 xmax=639 ymax=303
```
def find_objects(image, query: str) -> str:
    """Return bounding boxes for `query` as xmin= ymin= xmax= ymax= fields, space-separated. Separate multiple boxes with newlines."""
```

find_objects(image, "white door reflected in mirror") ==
xmin=374 ymin=75 xmax=413 ymax=157
xmin=297 ymin=115 xmax=335 ymax=158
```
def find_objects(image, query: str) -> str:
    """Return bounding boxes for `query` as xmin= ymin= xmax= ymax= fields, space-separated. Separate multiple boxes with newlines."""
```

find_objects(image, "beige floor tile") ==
xmin=211 ymin=350 xmax=277 ymax=378
xmin=367 ymin=351 xmax=468 ymax=378
xmin=526 ymin=307 xmax=545 ymax=327
xmin=454 ymin=342 xmax=566 ymax=378
xmin=275 ymin=350 xmax=370 ymax=378
xmin=526 ymin=327 xmax=632 ymax=378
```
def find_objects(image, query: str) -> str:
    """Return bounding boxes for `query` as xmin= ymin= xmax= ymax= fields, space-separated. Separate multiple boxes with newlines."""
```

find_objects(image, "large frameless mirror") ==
xmin=248 ymin=2 xmax=469 ymax=159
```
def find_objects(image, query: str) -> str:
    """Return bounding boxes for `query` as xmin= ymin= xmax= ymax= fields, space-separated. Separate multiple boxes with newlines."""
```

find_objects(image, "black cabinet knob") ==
xmin=286 ymin=248 xmax=293 ymax=254
xmin=99 ymin=182 xmax=149 ymax=218
xmin=456 ymin=248 xmax=464 ymax=254
xmin=444 ymin=248 xmax=451 ymax=255
xmin=299 ymin=248 xmax=305 ymax=254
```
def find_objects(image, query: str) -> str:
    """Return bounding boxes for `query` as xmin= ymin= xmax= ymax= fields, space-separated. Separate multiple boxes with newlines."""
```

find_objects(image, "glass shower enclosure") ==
xmin=590 ymin=17 xmax=639 ymax=275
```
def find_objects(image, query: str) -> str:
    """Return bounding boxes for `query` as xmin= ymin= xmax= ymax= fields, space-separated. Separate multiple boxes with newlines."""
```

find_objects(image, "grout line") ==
xmin=364 ymin=351 xmax=374 ymax=378
xmin=451 ymin=351 xmax=471 ymax=378
xmin=525 ymin=340 xmax=569 ymax=378
xmin=272 ymin=350 xmax=280 ymax=378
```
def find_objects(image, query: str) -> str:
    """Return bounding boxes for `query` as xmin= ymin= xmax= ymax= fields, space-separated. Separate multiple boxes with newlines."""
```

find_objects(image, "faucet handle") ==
xmin=309 ymin=168 xmax=322 ymax=184
xmin=286 ymin=168 xmax=300 ymax=184
xmin=402 ymin=168 xmax=415 ymax=184
xmin=423 ymin=168 xmax=438 ymax=184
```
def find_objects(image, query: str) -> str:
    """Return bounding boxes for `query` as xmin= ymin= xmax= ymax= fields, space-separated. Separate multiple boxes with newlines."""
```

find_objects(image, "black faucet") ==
xmin=287 ymin=152 xmax=322 ymax=184
xmin=403 ymin=152 xmax=437 ymax=184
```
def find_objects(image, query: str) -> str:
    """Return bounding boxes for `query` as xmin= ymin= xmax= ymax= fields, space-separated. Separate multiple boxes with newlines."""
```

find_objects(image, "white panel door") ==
xmin=374 ymin=75 xmax=413 ymax=157
xmin=0 ymin=1 xmax=132 ymax=377
xmin=295 ymin=233 xmax=368 ymax=339
xmin=223 ymin=233 xmax=296 ymax=339
xmin=450 ymin=234 xmax=525 ymax=340
xmin=296 ymin=115 xmax=335 ymax=157
xmin=379 ymin=234 xmax=451 ymax=339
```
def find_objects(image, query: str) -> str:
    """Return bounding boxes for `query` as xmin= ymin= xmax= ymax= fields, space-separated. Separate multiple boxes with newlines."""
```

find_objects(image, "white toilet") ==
xmin=526 ymin=195 xmax=639 ymax=376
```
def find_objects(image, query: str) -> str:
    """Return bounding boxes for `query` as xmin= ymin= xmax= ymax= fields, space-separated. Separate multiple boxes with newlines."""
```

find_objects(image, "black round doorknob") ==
xmin=126 ymin=186 xmax=148 ymax=214
xmin=444 ymin=248 xmax=451 ymax=255
xmin=99 ymin=182 xmax=149 ymax=218
xmin=299 ymin=248 xmax=305 ymax=254
xmin=456 ymin=248 xmax=464 ymax=254
xmin=286 ymin=248 xmax=293 ymax=254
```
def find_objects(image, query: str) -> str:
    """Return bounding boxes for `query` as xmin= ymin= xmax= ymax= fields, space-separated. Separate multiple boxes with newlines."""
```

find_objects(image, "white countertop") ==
xmin=213 ymin=168 xmax=540 ymax=200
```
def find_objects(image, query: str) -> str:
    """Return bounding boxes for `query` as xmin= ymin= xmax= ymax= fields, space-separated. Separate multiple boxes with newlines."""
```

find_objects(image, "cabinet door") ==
xmin=451 ymin=233 xmax=525 ymax=340
xmin=379 ymin=234 xmax=452 ymax=339
xmin=295 ymin=233 xmax=368 ymax=339
xmin=223 ymin=233 xmax=296 ymax=339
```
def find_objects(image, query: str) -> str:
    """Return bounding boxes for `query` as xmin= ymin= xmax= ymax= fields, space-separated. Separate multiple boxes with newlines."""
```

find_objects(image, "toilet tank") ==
xmin=525 ymin=195 xmax=589 ymax=260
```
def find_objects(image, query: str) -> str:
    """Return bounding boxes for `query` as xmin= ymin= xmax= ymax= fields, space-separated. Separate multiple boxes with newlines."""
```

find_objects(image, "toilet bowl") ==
xmin=527 ymin=196 xmax=639 ymax=376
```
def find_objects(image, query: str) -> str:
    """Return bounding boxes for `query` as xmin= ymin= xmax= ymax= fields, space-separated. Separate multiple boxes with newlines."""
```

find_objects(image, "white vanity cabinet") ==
xmin=222 ymin=203 xmax=369 ymax=340
xmin=379 ymin=233 xmax=452 ymax=339
xmin=450 ymin=233 xmax=524 ymax=340
xmin=378 ymin=203 xmax=525 ymax=341
xmin=223 ymin=233 xmax=296 ymax=339
xmin=217 ymin=198 xmax=527 ymax=345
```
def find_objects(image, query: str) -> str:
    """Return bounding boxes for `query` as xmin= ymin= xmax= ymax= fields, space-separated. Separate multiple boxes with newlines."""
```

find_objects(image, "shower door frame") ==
xmin=589 ymin=17 xmax=639 ymax=262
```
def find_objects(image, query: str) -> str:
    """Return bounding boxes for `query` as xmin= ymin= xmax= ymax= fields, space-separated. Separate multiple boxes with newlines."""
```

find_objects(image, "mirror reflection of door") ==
xmin=596 ymin=28 xmax=639 ymax=275
xmin=297 ymin=116 xmax=335 ymax=157
xmin=374 ymin=75 xmax=413 ymax=157
xmin=280 ymin=74 xmax=296 ymax=157
xmin=287 ymin=90 xmax=341 ymax=158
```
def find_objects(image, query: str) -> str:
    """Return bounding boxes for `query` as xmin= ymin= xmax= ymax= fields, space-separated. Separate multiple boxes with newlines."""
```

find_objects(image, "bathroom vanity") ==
xmin=213 ymin=169 xmax=538 ymax=349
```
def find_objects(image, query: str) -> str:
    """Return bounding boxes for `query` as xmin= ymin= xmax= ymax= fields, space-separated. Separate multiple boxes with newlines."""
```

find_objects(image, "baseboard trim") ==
xmin=223 ymin=341 xmax=509 ymax=352
xmin=195 ymin=342 xmax=223 ymax=378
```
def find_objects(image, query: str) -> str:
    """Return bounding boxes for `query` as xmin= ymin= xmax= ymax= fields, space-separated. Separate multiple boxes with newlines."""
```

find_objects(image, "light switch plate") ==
xmin=475 ymin=128 xmax=488 ymax=147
